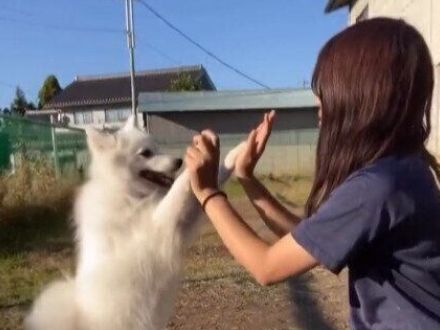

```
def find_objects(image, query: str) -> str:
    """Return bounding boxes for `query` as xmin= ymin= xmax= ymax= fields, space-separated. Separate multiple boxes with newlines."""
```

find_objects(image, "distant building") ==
xmin=325 ymin=0 xmax=440 ymax=155
xmin=139 ymin=89 xmax=319 ymax=175
xmin=43 ymin=65 xmax=216 ymax=129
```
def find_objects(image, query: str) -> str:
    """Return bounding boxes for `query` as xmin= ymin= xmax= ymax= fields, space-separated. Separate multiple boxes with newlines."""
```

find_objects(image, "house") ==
xmin=37 ymin=63 xmax=319 ymax=175
xmin=138 ymin=88 xmax=319 ymax=175
xmin=325 ymin=0 xmax=440 ymax=155
xmin=43 ymin=65 xmax=216 ymax=128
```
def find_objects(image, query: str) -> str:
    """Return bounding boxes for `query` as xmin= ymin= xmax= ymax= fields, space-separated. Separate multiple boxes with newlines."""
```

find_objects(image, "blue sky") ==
xmin=0 ymin=0 xmax=347 ymax=108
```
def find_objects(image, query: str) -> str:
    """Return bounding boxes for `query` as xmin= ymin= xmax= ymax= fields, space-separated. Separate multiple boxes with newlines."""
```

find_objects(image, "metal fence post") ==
xmin=50 ymin=115 xmax=60 ymax=178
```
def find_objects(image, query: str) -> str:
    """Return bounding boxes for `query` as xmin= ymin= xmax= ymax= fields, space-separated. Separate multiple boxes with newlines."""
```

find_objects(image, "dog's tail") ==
xmin=25 ymin=279 xmax=77 ymax=330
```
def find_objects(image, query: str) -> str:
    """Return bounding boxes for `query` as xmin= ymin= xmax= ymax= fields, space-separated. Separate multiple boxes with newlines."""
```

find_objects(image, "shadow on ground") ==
xmin=288 ymin=274 xmax=336 ymax=330
xmin=0 ymin=204 xmax=73 ymax=256
xmin=275 ymin=193 xmax=298 ymax=208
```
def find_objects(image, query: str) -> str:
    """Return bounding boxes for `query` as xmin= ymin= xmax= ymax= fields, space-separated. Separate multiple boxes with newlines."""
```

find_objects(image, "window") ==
xmin=74 ymin=111 xmax=93 ymax=125
xmin=356 ymin=5 xmax=369 ymax=23
xmin=105 ymin=109 xmax=131 ymax=123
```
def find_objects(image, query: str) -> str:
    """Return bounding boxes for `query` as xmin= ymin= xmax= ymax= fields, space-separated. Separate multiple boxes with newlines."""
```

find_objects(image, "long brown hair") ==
xmin=306 ymin=18 xmax=439 ymax=216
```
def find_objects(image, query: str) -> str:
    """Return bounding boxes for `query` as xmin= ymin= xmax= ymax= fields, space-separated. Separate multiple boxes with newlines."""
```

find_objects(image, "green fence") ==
xmin=0 ymin=115 xmax=88 ymax=177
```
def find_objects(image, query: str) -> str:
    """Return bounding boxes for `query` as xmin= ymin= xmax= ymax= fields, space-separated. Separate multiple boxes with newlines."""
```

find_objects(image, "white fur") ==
xmin=25 ymin=118 xmax=244 ymax=330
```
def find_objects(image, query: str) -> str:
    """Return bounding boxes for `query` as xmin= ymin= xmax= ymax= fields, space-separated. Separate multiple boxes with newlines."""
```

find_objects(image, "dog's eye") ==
xmin=139 ymin=149 xmax=153 ymax=158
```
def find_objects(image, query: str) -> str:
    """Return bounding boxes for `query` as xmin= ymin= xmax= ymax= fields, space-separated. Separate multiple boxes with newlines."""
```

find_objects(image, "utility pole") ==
xmin=125 ymin=0 xmax=138 ymax=125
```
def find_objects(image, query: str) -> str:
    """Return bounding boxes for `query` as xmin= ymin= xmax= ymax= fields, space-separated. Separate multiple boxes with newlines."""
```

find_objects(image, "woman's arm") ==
xmin=185 ymin=130 xmax=318 ymax=285
xmin=238 ymin=175 xmax=301 ymax=237
xmin=233 ymin=111 xmax=301 ymax=237
xmin=203 ymin=193 xmax=317 ymax=285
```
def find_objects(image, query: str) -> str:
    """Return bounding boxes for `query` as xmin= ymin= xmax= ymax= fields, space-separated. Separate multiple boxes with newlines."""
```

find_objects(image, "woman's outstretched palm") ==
xmin=235 ymin=110 xmax=276 ymax=178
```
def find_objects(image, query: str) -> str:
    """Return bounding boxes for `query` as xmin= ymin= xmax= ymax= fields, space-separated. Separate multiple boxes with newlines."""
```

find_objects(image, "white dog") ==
xmin=25 ymin=117 xmax=242 ymax=330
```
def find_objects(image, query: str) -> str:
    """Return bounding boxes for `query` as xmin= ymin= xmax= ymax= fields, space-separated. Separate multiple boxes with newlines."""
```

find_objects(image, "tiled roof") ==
xmin=45 ymin=65 xmax=216 ymax=109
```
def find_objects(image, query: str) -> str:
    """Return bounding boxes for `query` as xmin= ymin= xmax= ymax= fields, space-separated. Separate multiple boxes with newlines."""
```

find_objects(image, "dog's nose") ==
xmin=174 ymin=158 xmax=183 ymax=169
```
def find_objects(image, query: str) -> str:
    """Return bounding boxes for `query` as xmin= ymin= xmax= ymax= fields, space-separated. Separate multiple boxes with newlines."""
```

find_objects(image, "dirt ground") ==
xmin=0 ymin=178 xmax=350 ymax=329
xmin=168 ymin=199 xmax=349 ymax=330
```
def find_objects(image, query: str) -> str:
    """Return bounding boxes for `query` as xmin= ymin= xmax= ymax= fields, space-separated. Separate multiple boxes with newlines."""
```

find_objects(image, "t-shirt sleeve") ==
xmin=293 ymin=174 xmax=389 ymax=274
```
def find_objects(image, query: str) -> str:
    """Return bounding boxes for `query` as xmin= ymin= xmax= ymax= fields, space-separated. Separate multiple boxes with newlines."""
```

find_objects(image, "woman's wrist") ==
xmin=235 ymin=168 xmax=255 ymax=180
xmin=236 ymin=172 xmax=256 ymax=182
xmin=196 ymin=187 xmax=219 ymax=204
xmin=201 ymin=190 xmax=228 ymax=211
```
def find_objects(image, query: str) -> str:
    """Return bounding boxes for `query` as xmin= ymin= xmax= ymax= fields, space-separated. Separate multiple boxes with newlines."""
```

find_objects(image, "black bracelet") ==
xmin=201 ymin=190 xmax=228 ymax=211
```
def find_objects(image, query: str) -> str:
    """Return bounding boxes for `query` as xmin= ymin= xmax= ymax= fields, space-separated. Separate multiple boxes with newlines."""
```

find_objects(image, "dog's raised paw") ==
xmin=224 ymin=142 xmax=246 ymax=170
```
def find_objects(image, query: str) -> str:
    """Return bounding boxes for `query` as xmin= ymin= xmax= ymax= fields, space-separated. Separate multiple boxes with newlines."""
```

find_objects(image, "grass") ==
xmin=0 ymin=172 xmax=316 ymax=329
xmin=224 ymin=174 xmax=312 ymax=210
xmin=0 ymin=159 xmax=78 ymax=329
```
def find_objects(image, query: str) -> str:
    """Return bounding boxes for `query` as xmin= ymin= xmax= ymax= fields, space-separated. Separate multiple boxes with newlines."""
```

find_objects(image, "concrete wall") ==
xmin=350 ymin=0 xmax=440 ymax=64
xmin=348 ymin=0 xmax=440 ymax=155
xmin=148 ymin=109 xmax=319 ymax=176
xmin=62 ymin=106 xmax=319 ymax=175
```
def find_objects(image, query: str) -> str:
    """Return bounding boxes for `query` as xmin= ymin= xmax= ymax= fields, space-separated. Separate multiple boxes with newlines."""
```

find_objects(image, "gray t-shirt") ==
xmin=293 ymin=154 xmax=440 ymax=330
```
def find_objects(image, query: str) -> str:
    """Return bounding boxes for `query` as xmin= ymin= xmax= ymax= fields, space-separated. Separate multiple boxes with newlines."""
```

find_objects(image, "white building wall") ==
xmin=348 ymin=0 xmax=440 ymax=155
xmin=93 ymin=110 xmax=106 ymax=126
xmin=349 ymin=0 xmax=369 ymax=23
xmin=65 ymin=108 xmax=143 ymax=130
xmin=64 ymin=113 xmax=74 ymax=126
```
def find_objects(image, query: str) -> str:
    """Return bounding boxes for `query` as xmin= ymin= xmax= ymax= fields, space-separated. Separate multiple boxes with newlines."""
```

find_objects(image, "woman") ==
xmin=185 ymin=18 xmax=440 ymax=329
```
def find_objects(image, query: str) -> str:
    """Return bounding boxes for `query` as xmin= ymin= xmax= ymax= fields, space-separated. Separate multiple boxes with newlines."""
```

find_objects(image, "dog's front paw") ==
xmin=224 ymin=142 xmax=246 ymax=170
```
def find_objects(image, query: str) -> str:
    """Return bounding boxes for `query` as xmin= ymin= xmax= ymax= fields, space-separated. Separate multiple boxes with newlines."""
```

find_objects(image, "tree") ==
xmin=38 ymin=75 xmax=62 ymax=108
xmin=168 ymin=73 xmax=202 ymax=92
xmin=27 ymin=102 xmax=37 ymax=110
xmin=10 ymin=87 xmax=28 ymax=116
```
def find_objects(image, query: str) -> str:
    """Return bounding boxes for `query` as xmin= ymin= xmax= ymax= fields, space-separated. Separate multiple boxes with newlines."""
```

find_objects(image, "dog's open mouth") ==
xmin=139 ymin=169 xmax=174 ymax=188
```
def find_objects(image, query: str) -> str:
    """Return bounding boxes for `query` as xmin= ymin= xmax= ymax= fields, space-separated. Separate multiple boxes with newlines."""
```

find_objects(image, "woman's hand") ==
xmin=185 ymin=130 xmax=220 ymax=203
xmin=235 ymin=110 xmax=276 ymax=179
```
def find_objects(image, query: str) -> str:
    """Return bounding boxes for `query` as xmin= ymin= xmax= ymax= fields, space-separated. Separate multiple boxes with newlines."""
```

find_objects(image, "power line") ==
xmin=136 ymin=0 xmax=271 ymax=89
xmin=0 ymin=14 xmax=180 ymax=65
xmin=138 ymin=39 xmax=181 ymax=66
xmin=0 ymin=4 xmax=33 ymax=16
xmin=0 ymin=16 xmax=124 ymax=34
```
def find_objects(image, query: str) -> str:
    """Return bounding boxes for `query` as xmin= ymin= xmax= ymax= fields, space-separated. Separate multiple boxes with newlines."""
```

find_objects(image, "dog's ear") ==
xmin=122 ymin=115 xmax=138 ymax=132
xmin=85 ymin=127 xmax=116 ymax=152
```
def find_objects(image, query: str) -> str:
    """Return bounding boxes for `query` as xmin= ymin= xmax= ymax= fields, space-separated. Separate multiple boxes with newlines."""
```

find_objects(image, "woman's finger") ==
xmin=246 ymin=129 xmax=258 ymax=157
xmin=193 ymin=134 xmax=201 ymax=146
xmin=268 ymin=109 xmax=276 ymax=122
xmin=192 ymin=134 xmax=212 ymax=155
xmin=255 ymin=112 xmax=270 ymax=137
xmin=266 ymin=110 xmax=275 ymax=133
xmin=264 ymin=110 xmax=275 ymax=133
xmin=186 ymin=145 xmax=203 ymax=161
xmin=256 ymin=110 xmax=276 ymax=153
xmin=195 ymin=134 xmax=215 ymax=156
xmin=201 ymin=129 xmax=219 ymax=148
xmin=200 ymin=130 xmax=220 ymax=156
